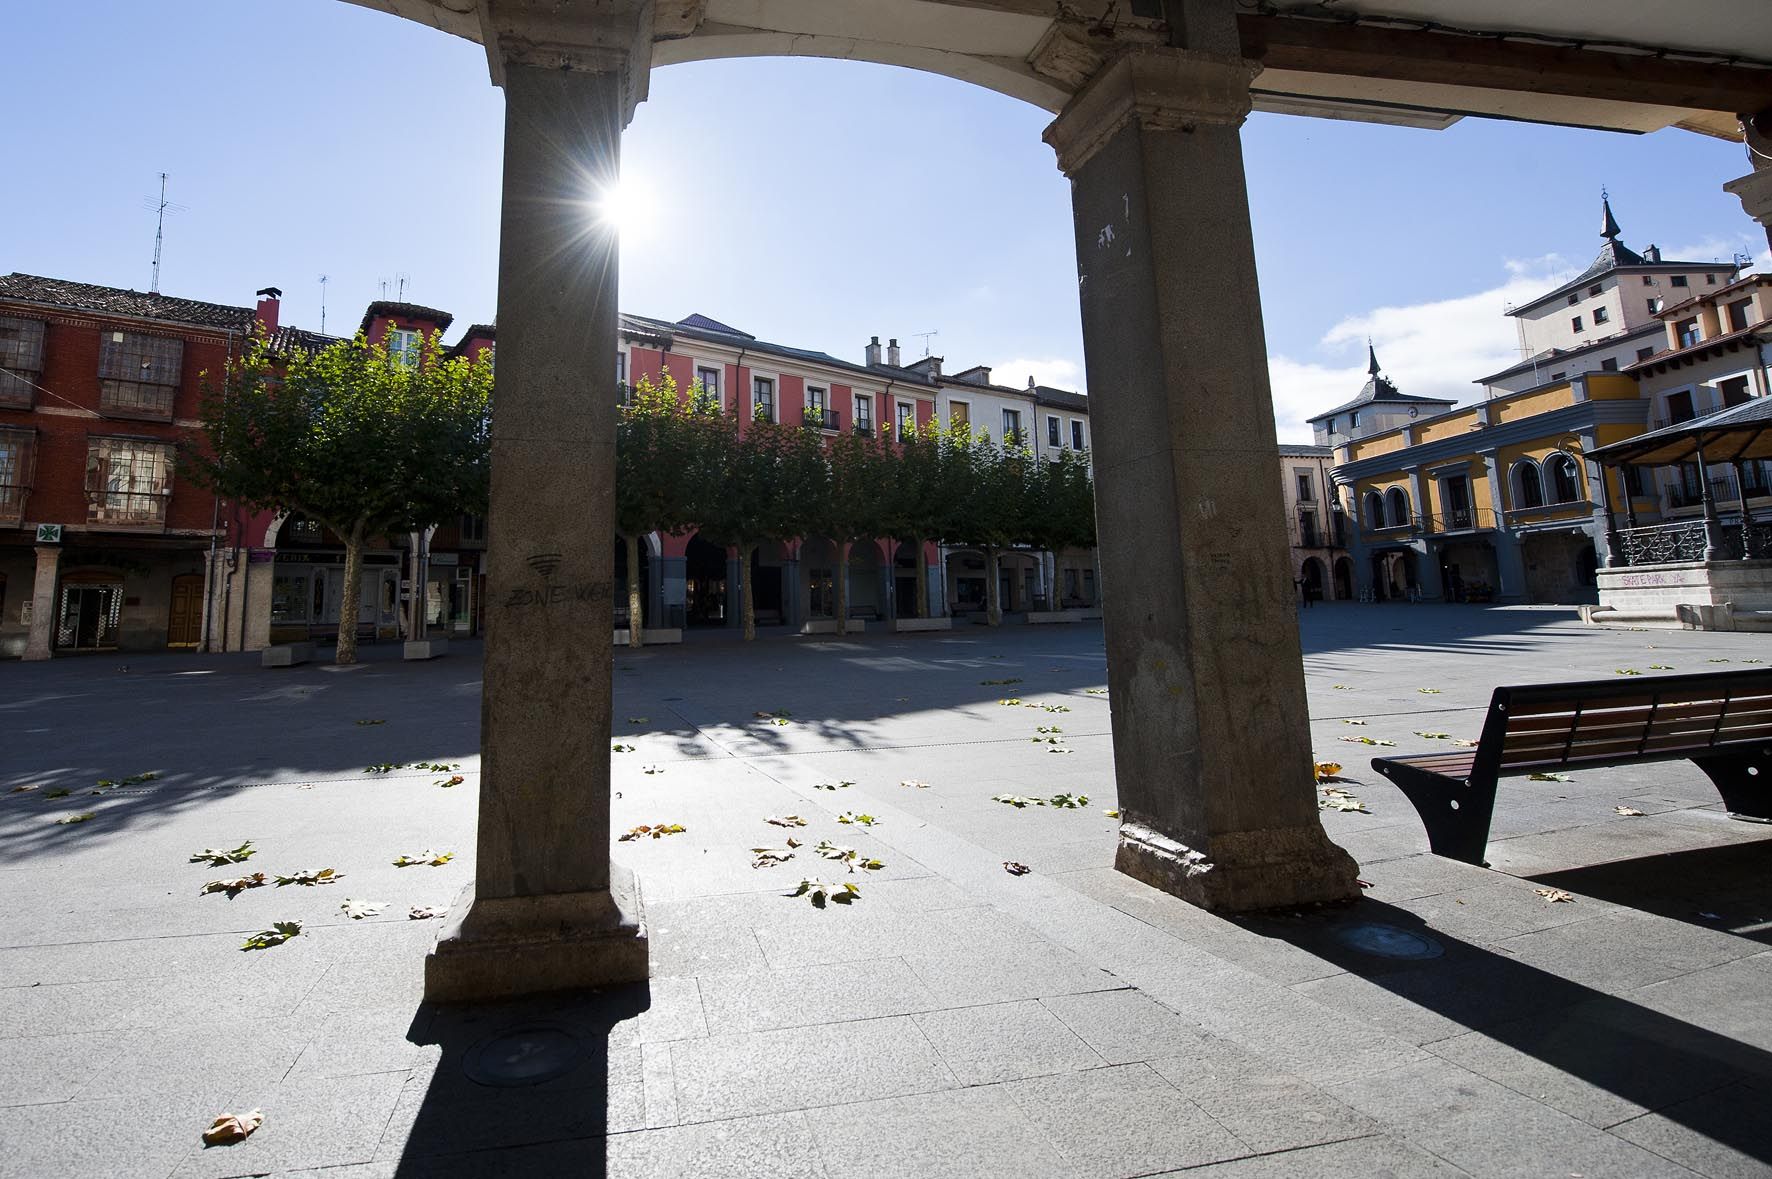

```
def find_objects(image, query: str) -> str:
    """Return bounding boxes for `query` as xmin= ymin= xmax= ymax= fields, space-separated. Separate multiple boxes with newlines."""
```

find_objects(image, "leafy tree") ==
xmin=187 ymin=329 xmax=493 ymax=664
xmin=814 ymin=428 xmax=893 ymax=635
xmin=1019 ymin=449 xmax=1097 ymax=606
xmin=615 ymin=373 xmax=718 ymax=646
xmin=946 ymin=425 xmax=1030 ymax=626
xmin=880 ymin=419 xmax=956 ymax=620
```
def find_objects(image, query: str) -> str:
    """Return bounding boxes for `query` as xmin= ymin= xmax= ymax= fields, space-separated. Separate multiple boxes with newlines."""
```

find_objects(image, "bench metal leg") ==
xmin=1373 ymin=762 xmax=1498 ymax=866
xmin=1691 ymin=747 xmax=1772 ymax=821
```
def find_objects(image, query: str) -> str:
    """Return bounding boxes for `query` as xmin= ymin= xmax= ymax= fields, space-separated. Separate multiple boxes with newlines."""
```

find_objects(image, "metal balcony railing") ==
xmin=86 ymin=489 xmax=170 ymax=527
xmin=0 ymin=483 xmax=27 ymax=524
xmin=1422 ymin=507 xmax=1501 ymax=534
xmin=801 ymin=407 xmax=841 ymax=431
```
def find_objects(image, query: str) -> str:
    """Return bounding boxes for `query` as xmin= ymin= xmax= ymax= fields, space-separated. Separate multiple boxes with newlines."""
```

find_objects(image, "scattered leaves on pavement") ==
xmin=899 ymin=780 xmax=930 ymax=789
xmin=1451 ymin=739 xmax=1480 ymax=748
xmin=1414 ymin=731 xmax=1451 ymax=740
xmin=766 ymin=814 xmax=808 ymax=827
xmin=1036 ymin=725 xmax=1064 ymax=735
xmin=790 ymin=879 xmax=860 ymax=908
xmin=1528 ymin=772 xmax=1573 ymax=782
xmin=364 ymin=763 xmax=404 ymax=775
xmin=202 ymin=1109 xmax=263 ymax=1146
xmin=625 ymin=717 xmax=650 ymax=724
xmin=1339 ymin=736 xmax=1396 ymax=747
xmin=54 ymin=812 xmax=97 ymax=824
xmin=1084 ymin=688 xmax=1107 ymax=696
xmin=751 ymin=847 xmax=795 ymax=868
xmin=1003 ymin=861 xmax=1031 ymax=876
xmin=814 ymin=780 xmax=856 ymax=791
xmin=43 ymin=788 xmax=70 ymax=799
xmin=996 ymin=698 xmax=1024 ymax=706
xmin=393 ymin=850 xmax=454 ymax=867
xmin=836 ymin=812 xmax=878 ymax=826
xmin=1047 ymin=792 xmax=1088 ymax=808
xmin=1648 ymin=665 xmax=1674 ymax=671
xmin=1342 ymin=719 xmax=1368 ymax=726
xmin=1103 ymin=808 xmax=1120 ymax=817
xmin=1708 ymin=658 xmax=1731 ymax=663
xmin=340 ymin=898 xmax=385 ymax=920
xmin=1313 ymin=762 xmax=1343 ymax=782
xmin=241 ymin=922 xmax=300 ymax=950
xmin=1035 ymin=703 xmax=1071 ymax=713
xmin=612 ymin=744 xmax=636 ymax=753
xmin=435 ymin=775 xmax=465 ymax=788
xmin=95 ymin=772 xmax=159 ymax=788
xmin=1332 ymin=684 xmax=1354 ymax=690
xmin=409 ymin=906 xmax=448 ymax=920
xmin=355 ymin=719 xmax=386 ymax=726
xmin=8 ymin=784 xmax=40 ymax=794
xmin=201 ymin=873 xmax=267 ymax=898
xmin=1615 ymin=668 xmax=1642 ymax=676
xmin=979 ymin=678 xmax=1022 ymax=686
xmin=1320 ymin=787 xmax=1369 ymax=813
xmin=1535 ymin=887 xmax=1576 ymax=904
xmin=1614 ymin=805 xmax=1647 ymax=817
xmin=618 ymin=823 xmax=685 ymax=841
xmin=814 ymin=840 xmax=884 ymax=872
xmin=994 ymin=793 xmax=1038 ymax=808
xmin=1417 ymin=688 xmax=1442 ymax=695
xmin=414 ymin=762 xmax=461 ymax=772
xmin=642 ymin=766 xmax=665 ymax=775
xmin=275 ymin=867 xmax=343 ymax=886
xmin=191 ymin=842 xmax=256 ymax=866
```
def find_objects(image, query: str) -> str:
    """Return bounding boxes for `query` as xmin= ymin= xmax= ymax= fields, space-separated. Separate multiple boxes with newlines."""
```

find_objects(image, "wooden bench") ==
xmin=1372 ymin=669 xmax=1772 ymax=865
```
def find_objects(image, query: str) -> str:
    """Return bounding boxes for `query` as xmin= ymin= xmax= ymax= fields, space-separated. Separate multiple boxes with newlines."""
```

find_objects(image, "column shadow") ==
xmin=1245 ymin=898 xmax=1772 ymax=1165
xmin=393 ymin=983 xmax=651 ymax=1177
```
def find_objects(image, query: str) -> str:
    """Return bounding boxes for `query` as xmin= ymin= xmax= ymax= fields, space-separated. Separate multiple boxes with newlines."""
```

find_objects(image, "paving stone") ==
xmin=808 ymin=1083 xmax=1072 ymax=1179
xmin=1040 ymin=988 xmax=1209 ymax=1064
xmin=72 ymin=1017 xmax=309 ymax=1108
xmin=170 ymin=1069 xmax=407 ymax=1178
xmin=0 ymin=1029 xmax=126 ymax=1107
xmin=1148 ymin=1034 xmax=1380 ymax=1153
xmin=697 ymin=957 xmax=941 ymax=1033
xmin=914 ymin=998 xmax=1107 ymax=1085
xmin=1330 ymin=1056 xmax=1706 ymax=1178
xmin=0 ymin=1092 xmax=208 ymax=1179
xmin=0 ymin=977 xmax=149 ymax=1039
xmin=605 ymin=1111 xmax=829 ymax=1179
xmin=1497 ymin=908 xmax=1762 ymax=993
xmin=1607 ymin=1079 xmax=1772 ymax=1179
xmin=667 ymin=1015 xmax=957 ymax=1123
xmin=1001 ymin=1062 xmax=1250 ymax=1176
xmin=1161 ymin=1133 xmax=1468 ymax=1177
xmin=904 ymin=939 xmax=1123 ymax=1006
xmin=1632 ymin=952 xmax=1772 ymax=1054
xmin=377 ymin=1069 xmax=646 ymax=1161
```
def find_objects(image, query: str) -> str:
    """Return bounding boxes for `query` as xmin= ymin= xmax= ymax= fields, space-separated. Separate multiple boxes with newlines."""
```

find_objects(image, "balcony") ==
xmin=1423 ymin=507 xmax=1501 ymax=534
xmin=854 ymin=421 xmax=874 ymax=437
xmin=801 ymin=407 xmax=841 ymax=432
xmin=0 ymin=483 xmax=27 ymax=526
xmin=1504 ymin=499 xmax=1595 ymax=525
xmin=86 ymin=489 xmax=170 ymax=529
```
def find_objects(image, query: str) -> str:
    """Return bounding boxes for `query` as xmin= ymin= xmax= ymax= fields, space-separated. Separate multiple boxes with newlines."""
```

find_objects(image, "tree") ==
xmin=615 ymin=373 xmax=717 ymax=647
xmin=880 ymin=419 xmax=952 ymax=620
xmin=946 ymin=425 xmax=1029 ymax=626
xmin=814 ymin=428 xmax=893 ymax=635
xmin=187 ymin=329 xmax=493 ymax=664
xmin=1020 ymin=449 xmax=1097 ymax=608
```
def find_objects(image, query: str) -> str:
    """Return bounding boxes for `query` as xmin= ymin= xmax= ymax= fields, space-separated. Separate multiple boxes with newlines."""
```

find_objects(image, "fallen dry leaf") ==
xmin=54 ymin=812 xmax=97 ymax=825
xmin=766 ymin=814 xmax=809 ymax=827
xmin=751 ymin=847 xmax=796 ymax=868
xmin=1103 ymin=808 xmax=1120 ymax=817
xmin=1535 ymin=887 xmax=1576 ymax=904
xmin=618 ymin=823 xmax=686 ymax=841
xmin=201 ymin=1108 xmax=263 ymax=1146
xmin=273 ymin=867 xmax=342 ymax=887
xmin=409 ymin=906 xmax=448 ymax=920
xmin=241 ymin=922 xmax=301 ymax=950
xmin=200 ymin=873 xmax=268 ymax=898
xmin=1450 ymin=739 xmax=1480 ymax=748
xmin=191 ymin=841 xmax=256 ymax=866
xmin=9 ymin=784 xmax=41 ymax=794
xmin=898 ymin=779 xmax=930 ymax=789
xmin=1614 ymin=805 xmax=1646 ymax=817
xmin=393 ymin=850 xmax=455 ymax=867
xmin=340 ymin=898 xmax=385 ymax=920
xmin=435 ymin=775 xmax=465 ymax=787
xmin=1003 ymin=861 xmax=1031 ymax=876
xmin=1320 ymin=787 xmax=1369 ymax=814
xmin=1313 ymin=761 xmax=1343 ymax=782
xmin=789 ymin=879 xmax=860 ymax=908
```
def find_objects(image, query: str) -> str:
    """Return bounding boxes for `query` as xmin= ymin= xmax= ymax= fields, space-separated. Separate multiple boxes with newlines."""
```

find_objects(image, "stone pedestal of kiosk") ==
xmin=424 ymin=22 xmax=652 ymax=998
xmin=1046 ymin=28 xmax=1360 ymax=912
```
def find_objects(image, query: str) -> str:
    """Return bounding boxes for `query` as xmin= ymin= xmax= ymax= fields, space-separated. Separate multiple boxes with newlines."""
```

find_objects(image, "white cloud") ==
xmin=989 ymin=355 xmax=1084 ymax=392
xmin=1267 ymin=256 xmax=1576 ymax=444
xmin=1663 ymin=232 xmax=1766 ymax=272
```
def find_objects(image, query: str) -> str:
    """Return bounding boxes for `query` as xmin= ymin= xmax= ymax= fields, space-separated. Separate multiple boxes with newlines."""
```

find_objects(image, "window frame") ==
xmin=1047 ymin=415 xmax=1061 ymax=447
xmin=84 ymin=435 xmax=174 ymax=527
xmin=1070 ymin=420 xmax=1084 ymax=450
xmin=752 ymin=375 xmax=776 ymax=423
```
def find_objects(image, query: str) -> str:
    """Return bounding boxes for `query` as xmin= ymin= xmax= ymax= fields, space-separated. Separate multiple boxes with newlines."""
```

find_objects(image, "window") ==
xmin=289 ymin=518 xmax=323 ymax=544
xmin=1512 ymin=461 xmax=1544 ymax=510
xmin=1676 ymin=318 xmax=1701 ymax=348
xmin=1647 ymin=298 xmax=1663 ymax=315
xmin=1071 ymin=420 xmax=1085 ymax=450
xmin=85 ymin=437 xmax=172 ymax=525
xmin=1706 ymin=274 xmax=1718 ymax=285
xmin=1551 ymin=372 xmax=1566 ymax=380
xmin=854 ymin=395 xmax=872 ymax=435
xmin=1667 ymin=390 xmax=1696 ymax=423
xmin=616 ymin=351 xmax=627 ymax=385
xmin=1588 ymin=284 xmax=1603 ymax=297
xmin=1721 ymin=376 xmax=1752 ymax=408
xmin=0 ymin=315 xmax=46 ymax=409
xmin=1728 ymin=299 xmax=1753 ymax=332
xmin=1299 ymin=512 xmax=1318 ymax=547
xmin=0 ymin=428 xmax=32 ymax=522
xmin=1642 ymin=276 xmax=1655 ymax=286
xmin=695 ymin=365 xmax=721 ymax=404
xmin=1592 ymin=306 xmax=1609 ymax=324
xmin=1363 ymin=490 xmax=1386 ymax=529
xmin=1295 ymin=471 xmax=1314 ymax=502
xmin=753 ymin=377 xmax=775 ymax=422
xmin=1671 ymin=275 xmax=1689 ymax=288
xmin=896 ymin=401 xmax=915 ymax=441
xmin=1624 ymin=465 xmax=1645 ymax=497
xmin=804 ymin=385 xmax=827 ymax=427
xmin=461 ymin=513 xmax=487 ymax=544
xmin=1636 ymin=347 xmax=1655 ymax=361
xmin=1570 ymin=315 xmax=1583 ymax=333
xmin=1001 ymin=408 xmax=1022 ymax=445
xmin=950 ymin=401 xmax=970 ymax=430
xmin=1600 ymin=358 xmax=1618 ymax=372
xmin=98 ymin=330 xmax=182 ymax=419
xmin=1385 ymin=487 xmax=1409 ymax=526
xmin=1047 ymin=415 xmax=1061 ymax=447
xmin=386 ymin=328 xmax=421 ymax=369
xmin=1547 ymin=454 xmax=1581 ymax=503
xmin=1350 ymin=412 xmax=1360 ymax=427
xmin=1566 ymin=294 xmax=1579 ymax=306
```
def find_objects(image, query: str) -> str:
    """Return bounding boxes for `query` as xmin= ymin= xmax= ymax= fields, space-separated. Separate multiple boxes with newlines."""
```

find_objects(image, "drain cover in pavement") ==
xmin=1335 ymin=922 xmax=1444 ymax=961
xmin=463 ymin=1023 xmax=585 ymax=1087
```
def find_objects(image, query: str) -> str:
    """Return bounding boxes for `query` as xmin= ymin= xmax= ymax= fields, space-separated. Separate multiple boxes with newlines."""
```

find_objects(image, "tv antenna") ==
xmin=911 ymin=329 xmax=939 ymax=357
xmin=140 ymin=173 xmax=187 ymax=295
xmin=396 ymin=273 xmax=410 ymax=302
xmin=318 ymin=275 xmax=330 ymax=334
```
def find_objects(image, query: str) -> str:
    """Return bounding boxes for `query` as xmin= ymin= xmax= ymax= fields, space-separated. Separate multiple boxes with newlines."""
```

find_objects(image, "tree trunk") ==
xmin=913 ymin=538 xmax=930 ymax=619
xmin=625 ymin=532 xmax=644 ymax=648
xmin=835 ymin=540 xmax=852 ymax=636
xmin=337 ymin=521 xmax=365 ymax=664
xmin=741 ymin=543 xmax=757 ymax=641
xmin=985 ymin=546 xmax=1002 ymax=627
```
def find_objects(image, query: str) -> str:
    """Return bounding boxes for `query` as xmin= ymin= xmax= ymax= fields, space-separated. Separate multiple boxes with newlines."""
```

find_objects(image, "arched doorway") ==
xmin=683 ymin=534 xmax=728 ymax=627
xmin=1300 ymin=557 xmax=1325 ymax=603
xmin=1332 ymin=558 xmax=1353 ymax=602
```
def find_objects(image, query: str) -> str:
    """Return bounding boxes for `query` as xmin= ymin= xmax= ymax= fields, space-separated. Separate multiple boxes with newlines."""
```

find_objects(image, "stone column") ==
xmin=1723 ymin=112 xmax=1772 ymax=253
xmin=1044 ymin=37 xmax=1358 ymax=912
xmin=424 ymin=56 xmax=648 ymax=1001
xmin=23 ymin=544 xmax=60 ymax=661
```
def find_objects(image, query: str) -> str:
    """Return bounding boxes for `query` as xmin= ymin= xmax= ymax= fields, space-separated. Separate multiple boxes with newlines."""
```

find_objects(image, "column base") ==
xmin=423 ymin=866 xmax=649 ymax=1002
xmin=1114 ymin=820 xmax=1360 ymax=913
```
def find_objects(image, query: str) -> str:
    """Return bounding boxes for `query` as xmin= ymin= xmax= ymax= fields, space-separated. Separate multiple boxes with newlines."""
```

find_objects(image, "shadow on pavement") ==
xmin=1529 ymin=840 xmax=1772 ymax=946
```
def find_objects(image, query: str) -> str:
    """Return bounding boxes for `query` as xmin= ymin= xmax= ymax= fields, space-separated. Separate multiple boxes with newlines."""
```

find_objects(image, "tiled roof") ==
xmin=1278 ymin=444 xmax=1331 ymax=457
xmin=0 ymin=272 xmax=255 ymax=331
xmin=265 ymin=325 xmax=340 ymax=356
xmin=625 ymin=312 xmax=937 ymax=387
xmin=359 ymin=300 xmax=454 ymax=335
xmin=1032 ymin=385 xmax=1088 ymax=412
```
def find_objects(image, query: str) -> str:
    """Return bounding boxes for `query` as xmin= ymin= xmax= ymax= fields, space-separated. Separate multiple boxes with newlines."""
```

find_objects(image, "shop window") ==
xmin=271 ymin=571 xmax=310 ymax=623
xmin=98 ymin=330 xmax=182 ymax=419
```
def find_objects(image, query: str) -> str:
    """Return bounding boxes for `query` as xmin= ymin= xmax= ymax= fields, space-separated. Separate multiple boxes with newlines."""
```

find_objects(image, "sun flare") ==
xmin=594 ymin=175 xmax=654 ymax=237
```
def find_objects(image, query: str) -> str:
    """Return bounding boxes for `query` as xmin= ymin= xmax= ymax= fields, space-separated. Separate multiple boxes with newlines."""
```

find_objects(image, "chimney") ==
xmin=1644 ymin=244 xmax=1661 ymax=263
xmin=254 ymin=286 xmax=282 ymax=336
xmin=1027 ymin=376 xmax=1036 ymax=390
xmin=887 ymin=338 xmax=901 ymax=367
xmin=865 ymin=335 xmax=882 ymax=366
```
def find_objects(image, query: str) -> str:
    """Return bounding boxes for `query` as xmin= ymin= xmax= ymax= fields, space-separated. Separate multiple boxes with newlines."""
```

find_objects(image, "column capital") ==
xmin=1723 ymin=167 xmax=1772 ymax=229
xmin=1043 ymin=47 xmax=1259 ymax=176
xmin=478 ymin=0 xmax=656 ymax=123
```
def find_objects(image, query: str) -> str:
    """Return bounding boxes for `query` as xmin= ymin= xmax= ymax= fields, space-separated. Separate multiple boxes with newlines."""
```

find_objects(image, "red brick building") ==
xmin=0 ymin=274 xmax=278 ymax=657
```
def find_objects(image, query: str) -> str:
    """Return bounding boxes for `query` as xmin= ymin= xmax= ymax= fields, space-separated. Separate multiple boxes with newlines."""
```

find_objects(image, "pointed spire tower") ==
xmin=1360 ymin=340 xmax=1398 ymax=400
xmin=1585 ymin=190 xmax=1644 ymax=275
xmin=1600 ymin=191 xmax=1622 ymax=241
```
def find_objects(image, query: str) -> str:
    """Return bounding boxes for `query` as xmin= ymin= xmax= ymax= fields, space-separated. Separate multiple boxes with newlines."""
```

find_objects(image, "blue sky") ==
xmin=5 ymin=0 xmax=1765 ymax=439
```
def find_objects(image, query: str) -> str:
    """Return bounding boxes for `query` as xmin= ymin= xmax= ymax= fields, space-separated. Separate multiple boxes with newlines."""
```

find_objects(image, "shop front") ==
xmin=269 ymin=550 xmax=403 ymax=645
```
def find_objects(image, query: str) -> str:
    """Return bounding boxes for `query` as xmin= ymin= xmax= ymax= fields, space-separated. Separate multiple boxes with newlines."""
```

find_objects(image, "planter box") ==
xmin=403 ymin=639 xmax=450 ymax=661
xmin=893 ymin=618 xmax=953 ymax=633
xmin=612 ymin=628 xmax=683 ymax=645
xmin=261 ymin=642 xmax=313 ymax=668
xmin=800 ymin=619 xmax=865 ymax=635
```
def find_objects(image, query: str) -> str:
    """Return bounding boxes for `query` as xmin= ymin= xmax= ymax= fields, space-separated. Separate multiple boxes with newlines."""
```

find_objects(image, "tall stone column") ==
xmin=23 ymin=544 xmax=61 ymax=661
xmin=1045 ymin=35 xmax=1359 ymax=912
xmin=425 ymin=54 xmax=649 ymax=1000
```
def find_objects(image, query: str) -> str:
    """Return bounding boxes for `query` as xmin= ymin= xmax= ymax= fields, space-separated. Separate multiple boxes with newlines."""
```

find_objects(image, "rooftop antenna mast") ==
xmin=318 ymin=275 xmax=330 ymax=334
xmin=141 ymin=173 xmax=187 ymax=295
xmin=396 ymin=273 xmax=410 ymax=302
xmin=911 ymin=329 xmax=939 ymax=357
